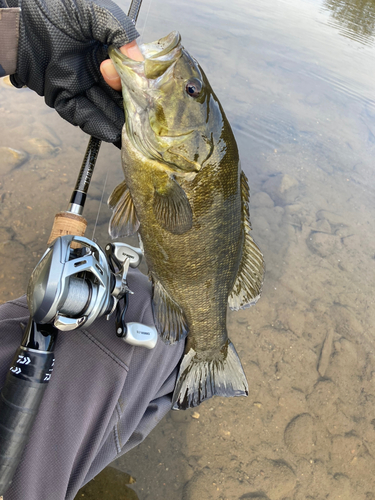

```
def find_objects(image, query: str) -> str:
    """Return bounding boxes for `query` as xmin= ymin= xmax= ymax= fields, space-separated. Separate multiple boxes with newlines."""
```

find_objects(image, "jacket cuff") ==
xmin=0 ymin=7 xmax=20 ymax=77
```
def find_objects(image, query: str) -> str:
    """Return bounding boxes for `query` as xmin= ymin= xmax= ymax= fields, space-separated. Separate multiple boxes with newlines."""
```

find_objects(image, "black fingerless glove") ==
xmin=8 ymin=0 xmax=139 ymax=144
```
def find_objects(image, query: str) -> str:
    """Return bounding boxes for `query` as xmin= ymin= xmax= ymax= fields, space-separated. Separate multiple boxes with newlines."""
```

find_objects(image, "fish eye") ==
xmin=185 ymin=79 xmax=202 ymax=98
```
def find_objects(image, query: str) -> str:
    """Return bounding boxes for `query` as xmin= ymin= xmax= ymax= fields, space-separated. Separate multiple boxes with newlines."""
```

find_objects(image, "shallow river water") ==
xmin=1 ymin=0 xmax=375 ymax=499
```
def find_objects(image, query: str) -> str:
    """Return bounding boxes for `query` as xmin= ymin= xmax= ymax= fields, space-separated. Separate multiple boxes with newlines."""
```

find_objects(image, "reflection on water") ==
xmin=2 ymin=0 xmax=375 ymax=498
xmin=76 ymin=467 xmax=137 ymax=499
xmin=321 ymin=0 xmax=375 ymax=44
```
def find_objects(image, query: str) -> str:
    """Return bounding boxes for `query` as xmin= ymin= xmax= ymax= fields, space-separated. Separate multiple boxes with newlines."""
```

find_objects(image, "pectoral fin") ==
xmin=108 ymin=180 xmax=140 ymax=239
xmin=153 ymin=176 xmax=193 ymax=234
xmin=228 ymin=172 xmax=264 ymax=310
xmin=152 ymin=276 xmax=188 ymax=344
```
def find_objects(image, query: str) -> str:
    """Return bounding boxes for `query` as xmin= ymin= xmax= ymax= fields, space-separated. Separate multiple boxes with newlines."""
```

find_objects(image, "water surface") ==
xmin=1 ymin=0 xmax=375 ymax=498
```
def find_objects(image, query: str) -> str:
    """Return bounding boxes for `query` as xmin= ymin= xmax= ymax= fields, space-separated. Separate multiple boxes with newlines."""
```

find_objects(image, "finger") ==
xmin=100 ymin=59 xmax=121 ymax=91
xmin=120 ymin=40 xmax=144 ymax=61
xmin=100 ymin=40 xmax=144 ymax=90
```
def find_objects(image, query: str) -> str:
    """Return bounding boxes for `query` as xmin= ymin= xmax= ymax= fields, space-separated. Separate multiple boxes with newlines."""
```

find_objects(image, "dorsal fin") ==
xmin=228 ymin=172 xmax=264 ymax=310
xmin=151 ymin=276 xmax=188 ymax=344
xmin=108 ymin=180 xmax=140 ymax=239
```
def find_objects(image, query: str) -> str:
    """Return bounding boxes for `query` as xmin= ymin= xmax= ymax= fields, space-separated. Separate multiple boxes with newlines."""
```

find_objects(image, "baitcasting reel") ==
xmin=26 ymin=235 xmax=157 ymax=349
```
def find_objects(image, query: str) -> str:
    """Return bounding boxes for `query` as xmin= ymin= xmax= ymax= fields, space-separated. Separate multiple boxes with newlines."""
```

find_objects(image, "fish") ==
xmin=108 ymin=31 xmax=264 ymax=410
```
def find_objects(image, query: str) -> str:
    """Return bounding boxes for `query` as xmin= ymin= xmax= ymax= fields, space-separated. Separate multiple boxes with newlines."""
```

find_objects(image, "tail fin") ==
xmin=172 ymin=340 xmax=248 ymax=410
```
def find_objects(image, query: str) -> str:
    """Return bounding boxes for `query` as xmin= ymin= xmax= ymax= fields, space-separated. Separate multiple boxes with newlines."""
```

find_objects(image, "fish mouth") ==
xmin=109 ymin=32 xmax=204 ymax=174
xmin=108 ymin=31 xmax=182 ymax=82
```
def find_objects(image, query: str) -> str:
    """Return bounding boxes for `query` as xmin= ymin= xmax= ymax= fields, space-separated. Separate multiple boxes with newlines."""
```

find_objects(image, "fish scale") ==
xmin=108 ymin=31 xmax=264 ymax=409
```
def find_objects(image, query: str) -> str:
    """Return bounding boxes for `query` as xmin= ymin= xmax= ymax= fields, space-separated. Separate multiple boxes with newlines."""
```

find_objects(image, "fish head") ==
xmin=109 ymin=31 xmax=226 ymax=176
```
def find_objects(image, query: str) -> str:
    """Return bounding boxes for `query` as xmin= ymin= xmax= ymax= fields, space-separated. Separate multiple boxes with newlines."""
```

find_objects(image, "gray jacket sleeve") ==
xmin=0 ymin=6 xmax=20 ymax=77
xmin=0 ymin=268 xmax=185 ymax=500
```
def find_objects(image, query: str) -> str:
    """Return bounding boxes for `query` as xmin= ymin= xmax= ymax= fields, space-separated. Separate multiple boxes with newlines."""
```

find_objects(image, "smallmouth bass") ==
xmin=108 ymin=32 xmax=264 ymax=410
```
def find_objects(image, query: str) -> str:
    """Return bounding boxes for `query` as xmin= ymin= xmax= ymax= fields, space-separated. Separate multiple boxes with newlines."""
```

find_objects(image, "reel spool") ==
xmin=27 ymin=235 xmax=157 ymax=349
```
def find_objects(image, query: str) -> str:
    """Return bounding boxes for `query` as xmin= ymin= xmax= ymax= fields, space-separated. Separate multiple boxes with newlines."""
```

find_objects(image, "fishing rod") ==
xmin=48 ymin=0 xmax=143 ymax=243
xmin=0 ymin=0 xmax=144 ymax=495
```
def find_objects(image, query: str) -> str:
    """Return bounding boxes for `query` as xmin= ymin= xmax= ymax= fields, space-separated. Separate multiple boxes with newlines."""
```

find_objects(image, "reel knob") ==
xmin=122 ymin=323 xmax=158 ymax=349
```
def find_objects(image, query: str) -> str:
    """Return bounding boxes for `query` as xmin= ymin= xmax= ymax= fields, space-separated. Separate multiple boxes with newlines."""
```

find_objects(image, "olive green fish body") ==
xmin=109 ymin=32 xmax=264 ymax=409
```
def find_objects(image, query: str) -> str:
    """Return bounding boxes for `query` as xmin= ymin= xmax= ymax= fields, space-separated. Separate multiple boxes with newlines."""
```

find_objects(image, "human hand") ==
xmin=9 ymin=0 xmax=140 ymax=145
xmin=101 ymin=41 xmax=144 ymax=91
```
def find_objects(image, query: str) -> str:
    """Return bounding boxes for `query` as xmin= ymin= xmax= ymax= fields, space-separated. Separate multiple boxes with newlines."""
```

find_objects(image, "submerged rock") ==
xmin=0 ymin=146 xmax=29 ymax=174
xmin=251 ymin=191 xmax=275 ymax=208
xmin=246 ymin=458 xmax=296 ymax=500
xmin=284 ymin=413 xmax=315 ymax=455
xmin=263 ymin=173 xmax=299 ymax=206
xmin=307 ymin=231 xmax=342 ymax=258
xmin=25 ymin=138 xmax=61 ymax=158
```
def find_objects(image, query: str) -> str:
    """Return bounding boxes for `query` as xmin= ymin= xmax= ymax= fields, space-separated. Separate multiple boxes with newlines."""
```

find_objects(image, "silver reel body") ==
xmin=27 ymin=235 xmax=157 ymax=349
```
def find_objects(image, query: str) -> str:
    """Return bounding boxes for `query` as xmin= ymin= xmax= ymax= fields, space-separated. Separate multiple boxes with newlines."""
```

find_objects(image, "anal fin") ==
xmin=229 ymin=172 xmax=264 ymax=311
xmin=108 ymin=180 xmax=140 ymax=239
xmin=229 ymin=231 xmax=264 ymax=310
xmin=152 ymin=277 xmax=188 ymax=344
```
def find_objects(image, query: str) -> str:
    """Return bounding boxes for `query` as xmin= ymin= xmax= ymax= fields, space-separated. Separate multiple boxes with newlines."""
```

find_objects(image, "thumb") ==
xmin=101 ymin=41 xmax=144 ymax=91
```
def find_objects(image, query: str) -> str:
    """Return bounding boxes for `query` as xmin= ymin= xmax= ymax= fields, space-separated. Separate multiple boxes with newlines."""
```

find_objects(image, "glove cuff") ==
xmin=10 ymin=73 xmax=24 ymax=88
